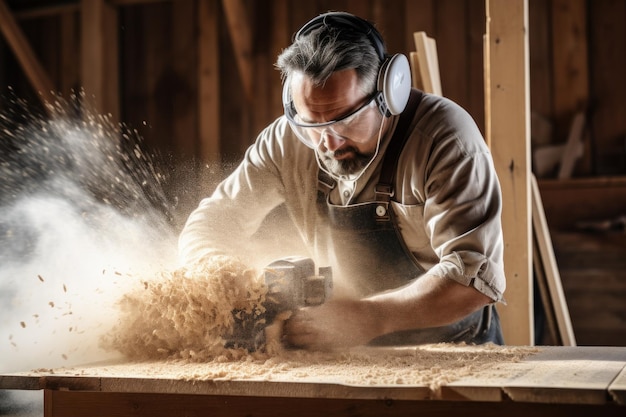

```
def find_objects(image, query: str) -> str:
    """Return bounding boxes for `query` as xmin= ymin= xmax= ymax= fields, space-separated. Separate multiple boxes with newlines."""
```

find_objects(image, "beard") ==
xmin=318 ymin=145 xmax=376 ymax=177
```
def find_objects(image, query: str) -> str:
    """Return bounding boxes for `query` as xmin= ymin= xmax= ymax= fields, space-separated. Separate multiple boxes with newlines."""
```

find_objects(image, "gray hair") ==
xmin=276 ymin=23 xmax=382 ymax=95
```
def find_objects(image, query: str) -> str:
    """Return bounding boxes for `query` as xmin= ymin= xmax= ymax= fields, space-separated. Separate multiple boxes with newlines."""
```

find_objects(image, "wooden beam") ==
xmin=485 ymin=0 xmax=533 ymax=345
xmin=0 ymin=0 xmax=55 ymax=105
xmin=198 ymin=0 xmax=221 ymax=164
xmin=60 ymin=11 xmax=80 ymax=98
xmin=531 ymin=175 xmax=576 ymax=346
xmin=551 ymin=0 xmax=588 ymax=137
xmin=270 ymin=0 xmax=289 ymax=115
xmin=13 ymin=3 xmax=80 ymax=20
xmin=80 ymin=0 xmax=120 ymax=121
xmin=412 ymin=31 xmax=442 ymax=96
xmin=222 ymin=0 xmax=254 ymax=102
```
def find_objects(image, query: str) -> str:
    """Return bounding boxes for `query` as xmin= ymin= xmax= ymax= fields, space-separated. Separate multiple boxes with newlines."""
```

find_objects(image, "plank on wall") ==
xmin=588 ymin=0 xmax=626 ymax=175
xmin=528 ymin=0 xmax=551 ymax=131
xmin=60 ymin=11 xmax=80 ymax=97
xmin=222 ymin=0 xmax=254 ymax=104
xmin=404 ymin=0 xmax=435 ymax=45
xmin=0 ymin=0 xmax=55 ymax=105
xmin=485 ymin=0 xmax=533 ymax=346
xmin=467 ymin=0 xmax=486 ymax=134
xmin=251 ymin=0 xmax=274 ymax=138
xmin=550 ymin=0 xmax=589 ymax=174
xmin=80 ymin=0 xmax=119 ymax=121
xmin=372 ymin=0 xmax=405 ymax=56
xmin=435 ymin=0 xmax=468 ymax=105
xmin=198 ymin=0 xmax=221 ymax=163
xmin=171 ymin=0 xmax=198 ymax=158
xmin=269 ymin=0 xmax=289 ymax=117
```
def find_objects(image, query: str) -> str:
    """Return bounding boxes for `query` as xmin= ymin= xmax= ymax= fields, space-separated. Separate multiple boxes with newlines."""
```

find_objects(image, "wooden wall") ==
xmin=1 ymin=0 xmax=625 ymax=346
xmin=2 ymin=0 xmax=626 ymax=182
xmin=3 ymin=0 xmax=625 ymax=187
xmin=117 ymin=0 xmax=489 ymax=168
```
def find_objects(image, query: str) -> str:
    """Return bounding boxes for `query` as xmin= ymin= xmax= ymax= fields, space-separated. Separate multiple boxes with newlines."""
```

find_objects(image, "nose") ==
xmin=320 ymin=129 xmax=344 ymax=152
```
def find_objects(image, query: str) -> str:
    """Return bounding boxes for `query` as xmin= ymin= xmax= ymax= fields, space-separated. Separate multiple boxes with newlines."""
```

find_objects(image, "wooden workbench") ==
xmin=2 ymin=345 xmax=625 ymax=416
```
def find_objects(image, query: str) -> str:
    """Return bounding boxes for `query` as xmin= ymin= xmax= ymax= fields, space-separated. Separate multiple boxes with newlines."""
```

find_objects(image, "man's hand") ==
xmin=281 ymin=275 xmax=493 ymax=351
xmin=282 ymin=298 xmax=380 ymax=351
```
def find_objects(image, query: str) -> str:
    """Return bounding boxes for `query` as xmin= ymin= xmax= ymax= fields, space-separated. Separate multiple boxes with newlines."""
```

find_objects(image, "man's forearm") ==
xmin=365 ymin=274 xmax=492 ymax=337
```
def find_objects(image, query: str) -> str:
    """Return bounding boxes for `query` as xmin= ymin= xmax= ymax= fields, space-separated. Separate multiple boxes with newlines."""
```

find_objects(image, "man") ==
xmin=179 ymin=11 xmax=506 ymax=350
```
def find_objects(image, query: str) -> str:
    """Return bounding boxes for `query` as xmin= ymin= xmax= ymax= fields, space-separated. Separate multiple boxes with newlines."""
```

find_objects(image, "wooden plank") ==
xmin=538 ymin=177 xmax=626 ymax=230
xmin=0 ymin=0 xmax=55 ymax=105
xmin=557 ymin=111 xmax=585 ymax=179
xmin=485 ymin=0 xmax=533 ymax=345
xmin=436 ymin=0 xmax=467 ymax=105
xmin=588 ymin=0 xmax=626 ymax=175
xmin=444 ymin=346 xmax=626 ymax=404
xmin=412 ymin=32 xmax=442 ymax=96
xmin=531 ymin=175 xmax=576 ymax=346
xmin=409 ymin=53 xmax=422 ymax=91
xmin=12 ymin=3 xmax=80 ymax=20
xmin=80 ymin=0 xmax=120 ymax=121
xmin=222 ymin=0 xmax=254 ymax=102
xmin=528 ymin=0 xmax=553 ymax=143
xmin=551 ymin=0 xmax=588 ymax=148
xmin=609 ymin=365 xmax=626 ymax=405
xmin=60 ymin=11 xmax=79 ymax=98
xmin=404 ymin=0 xmax=435 ymax=51
xmin=551 ymin=230 xmax=626 ymax=346
xmin=251 ymin=0 xmax=272 ymax=137
xmin=3 ymin=346 xmax=626 ymax=410
xmin=171 ymin=0 xmax=197 ymax=157
xmin=483 ymin=30 xmax=491 ymax=148
xmin=372 ymin=0 xmax=405 ymax=56
xmin=198 ymin=0 xmax=221 ymax=164
xmin=468 ymin=0 xmax=486 ymax=134
xmin=270 ymin=0 xmax=289 ymax=117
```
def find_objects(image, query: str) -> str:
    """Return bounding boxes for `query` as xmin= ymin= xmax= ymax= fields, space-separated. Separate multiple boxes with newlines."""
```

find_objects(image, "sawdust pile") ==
xmin=102 ymin=255 xmax=268 ymax=361
xmin=32 ymin=343 xmax=539 ymax=397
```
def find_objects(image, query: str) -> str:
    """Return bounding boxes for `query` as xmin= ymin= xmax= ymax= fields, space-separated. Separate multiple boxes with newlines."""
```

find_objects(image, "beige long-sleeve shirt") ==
xmin=179 ymin=92 xmax=506 ymax=302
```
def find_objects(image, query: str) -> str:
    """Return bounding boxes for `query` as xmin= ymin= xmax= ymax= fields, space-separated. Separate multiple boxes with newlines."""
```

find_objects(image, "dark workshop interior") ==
xmin=0 ymin=1 xmax=625 ymax=416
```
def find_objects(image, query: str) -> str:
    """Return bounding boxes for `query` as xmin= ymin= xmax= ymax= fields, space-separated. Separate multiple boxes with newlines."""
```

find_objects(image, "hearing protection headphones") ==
xmin=293 ymin=11 xmax=412 ymax=117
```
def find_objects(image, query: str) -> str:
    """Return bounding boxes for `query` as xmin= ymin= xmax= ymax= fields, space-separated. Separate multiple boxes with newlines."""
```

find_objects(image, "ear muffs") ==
xmin=294 ymin=11 xmax=412 ymax=117
xmin=377 ymin=53 xmax=412 ymax=116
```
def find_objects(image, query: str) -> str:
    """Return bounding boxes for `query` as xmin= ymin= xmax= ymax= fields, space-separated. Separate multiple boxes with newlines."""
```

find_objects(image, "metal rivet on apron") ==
xmin=375 ymin=205 xmax=387 ymax=217
xmin=343 ymin=190 xmax=350 ymax=198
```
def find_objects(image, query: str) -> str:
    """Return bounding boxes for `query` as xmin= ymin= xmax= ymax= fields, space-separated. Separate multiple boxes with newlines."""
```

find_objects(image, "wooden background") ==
xmin=2 ymin=0 xmax=625 ymax=183
xmin=1 ymin=0 xmax=625 ymax=346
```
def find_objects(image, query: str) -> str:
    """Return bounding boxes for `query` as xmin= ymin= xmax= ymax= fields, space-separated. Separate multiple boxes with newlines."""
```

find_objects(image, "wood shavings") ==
xmin=28 ymin=344 xmax=539 ymax=397
xmin=102 ymin=255 xmax=268 ymax=361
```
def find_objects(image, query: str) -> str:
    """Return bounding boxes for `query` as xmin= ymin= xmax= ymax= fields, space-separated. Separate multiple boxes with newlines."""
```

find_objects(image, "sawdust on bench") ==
xmin=95 ymin=255 xmax=538 ymax=395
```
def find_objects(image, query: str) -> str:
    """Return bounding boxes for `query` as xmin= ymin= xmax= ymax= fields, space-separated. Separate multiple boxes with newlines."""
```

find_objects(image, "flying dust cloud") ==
xmin=0 ymin=92 xmax=181 ymax=373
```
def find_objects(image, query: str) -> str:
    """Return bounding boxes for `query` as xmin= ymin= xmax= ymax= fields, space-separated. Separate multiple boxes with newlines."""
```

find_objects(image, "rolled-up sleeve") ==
xmin=398 ymin=95 xmax=506 ymax=302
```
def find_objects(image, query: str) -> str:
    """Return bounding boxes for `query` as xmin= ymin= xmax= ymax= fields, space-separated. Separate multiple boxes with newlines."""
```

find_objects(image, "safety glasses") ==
xmin=283 ymin=91 xmax=384 ymax=149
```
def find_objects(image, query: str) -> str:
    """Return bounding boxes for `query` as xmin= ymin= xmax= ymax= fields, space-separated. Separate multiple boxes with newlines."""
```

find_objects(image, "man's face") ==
xmin=288 ymin=70 xmax=385 ymax=176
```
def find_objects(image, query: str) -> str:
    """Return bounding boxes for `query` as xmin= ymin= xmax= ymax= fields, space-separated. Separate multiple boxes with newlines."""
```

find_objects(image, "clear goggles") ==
xmin=283 ymin=89 xmax=385 ymax=149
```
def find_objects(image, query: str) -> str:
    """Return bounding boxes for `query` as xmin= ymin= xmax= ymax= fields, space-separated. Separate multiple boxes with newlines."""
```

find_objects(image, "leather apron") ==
xmin=316 ymin=89 xmax=503 ymax=346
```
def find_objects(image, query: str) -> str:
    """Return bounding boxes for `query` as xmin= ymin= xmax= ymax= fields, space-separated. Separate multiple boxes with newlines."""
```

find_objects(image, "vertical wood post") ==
xmin=0 ymin=0 xmax=55 ymax=106
xmin=198 ymin=0 xmax=221 ymax=164
xmin=485 ymin=0 xmax=533 ymax=345
xmin=80 ymin=0 xmax=119 ymax=121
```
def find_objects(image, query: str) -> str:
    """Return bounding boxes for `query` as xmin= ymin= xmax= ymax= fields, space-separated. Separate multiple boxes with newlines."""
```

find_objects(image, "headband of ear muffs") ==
xmin=292 ymin=11 xmax=412 ymax=116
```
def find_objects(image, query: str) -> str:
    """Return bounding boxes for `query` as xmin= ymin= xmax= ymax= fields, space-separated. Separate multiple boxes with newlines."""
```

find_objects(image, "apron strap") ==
xmin=374 ymin=88 xmax=424 ymax=221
